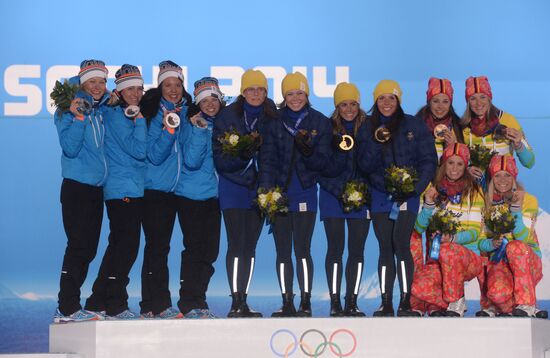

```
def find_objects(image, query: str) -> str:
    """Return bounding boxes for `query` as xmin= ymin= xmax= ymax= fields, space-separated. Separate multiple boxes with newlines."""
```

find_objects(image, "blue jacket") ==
xmin=258 ymin=106 xmax=333 ymax=190
xmin=103 ymin=106 xmax=147 ymax=200
xmin=144 ymin=99 xmax=188 ymax=192
xmin=356 ymin=114 xmax=437 ymax=209
xmin=175 ymin=115 xmax=217 ymax=200
xmin=213 ymin=101 xmax=272 ymax=188
xmin=54 ymin=82 xmax=109 ymax=187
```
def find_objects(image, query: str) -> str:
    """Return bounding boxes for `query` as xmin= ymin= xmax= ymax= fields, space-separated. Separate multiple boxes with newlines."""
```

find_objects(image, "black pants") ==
xmin=85 ymin=197 xmax=143 ymax=316
xmin=176 ymin=196 xmax=221 ymax=314
xmin=57 ymin=179 xmax=104 ymax=316
xmin=371 ymin=211 xmax=416 ymax=297
xmin=324 ymin=218 xmax=370 ymax=298
xmin=139 ymin=190 xmax=177 ymax=315
xmin=271 ymin=211 xmax=316 ymax=294
xmin=223 ymin=208 xmax=264 ymax=294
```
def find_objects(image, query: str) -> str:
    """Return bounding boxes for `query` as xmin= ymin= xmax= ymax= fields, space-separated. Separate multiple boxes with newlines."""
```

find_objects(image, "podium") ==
xmin=50 ymin=317 xmax=550 ymax=358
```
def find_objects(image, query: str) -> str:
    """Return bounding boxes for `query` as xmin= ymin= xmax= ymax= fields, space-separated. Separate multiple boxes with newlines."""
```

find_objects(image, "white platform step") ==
xmin=50 ymin=317 xmax=550 ymax=358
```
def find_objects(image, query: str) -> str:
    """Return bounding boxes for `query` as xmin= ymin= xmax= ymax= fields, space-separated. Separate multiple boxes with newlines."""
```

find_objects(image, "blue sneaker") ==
xmin=140 ymin=311 xmax=155 ymax=319
xmin=184 ymin=308 xmax=217 ymax=319
xmin=107 ymin=309 xmax=140 ymax=320
xmin=156 ymin=307 xmax=183 ymax=319
xmin=53 ymin=308 xmax=101 ymax=323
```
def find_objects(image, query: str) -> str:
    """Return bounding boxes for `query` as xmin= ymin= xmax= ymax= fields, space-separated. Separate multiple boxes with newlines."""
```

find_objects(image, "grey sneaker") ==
xmin=446 ymin=297 xmax=466 ymax=317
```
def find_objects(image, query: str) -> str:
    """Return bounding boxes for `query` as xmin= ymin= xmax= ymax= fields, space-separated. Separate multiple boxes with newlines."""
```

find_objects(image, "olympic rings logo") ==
xmin=269 ymin=328 xmax=357 ymax=357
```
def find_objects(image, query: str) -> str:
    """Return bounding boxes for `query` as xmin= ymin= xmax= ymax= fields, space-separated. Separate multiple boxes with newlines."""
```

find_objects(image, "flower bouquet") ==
xmin=483 ymin=205 xmax=516 ymax=262
xmin=427 ymin=209 xmax=462 ymax=260
xmin=256 ymin=187 xmax=289 ymax=221
xmin=469 ymin=144 xmax=496 ymax=171
xmin=218 ymin=128 xmax=255 ymax=157
xmin=385 ymin=165 xmax=418 ymax=197
xmin=341 ymin=180 xmax=369 ymax=213
xmin=50 ymin=79 xmax=79 ymax=113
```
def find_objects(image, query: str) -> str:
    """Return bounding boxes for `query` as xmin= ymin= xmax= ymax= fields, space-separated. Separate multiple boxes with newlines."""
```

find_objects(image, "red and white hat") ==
xmin=115 ymin=64 xmax=143 ymax=92
xmin=78 ymin=59 xmax=108 ymax=84
xmin=158 ymin=60 xmax=184 ymax=85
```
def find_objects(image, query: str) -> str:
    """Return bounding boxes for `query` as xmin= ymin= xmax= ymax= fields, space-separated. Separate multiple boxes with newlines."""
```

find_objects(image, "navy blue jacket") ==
xmin=258 ymin=106 xmax=333 ymax=190
xmin=356 ymin=114 xmax=437 ymax=196
xmin=212 ymin=101 xmax=274 ymax=188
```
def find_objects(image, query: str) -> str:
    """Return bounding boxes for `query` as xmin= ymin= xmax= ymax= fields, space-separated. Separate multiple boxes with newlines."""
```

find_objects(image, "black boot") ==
xmin=227 ymin=292 xmax=244 ymax=318
xmin=271 ymin=293 xmax=296 ymax=317
xmin=344 ymin=294 xmax=366 ymax=317
xmin=240 ymin=293 xmax=262 ymax=318
xmin=329 ymin=294 xmax=344 ymax=317
xmin=373 ymin=293 xmax=394 ymax=317
xmin=296 ymin=292 xmax=312 ymax=317
xmin=397 ymin=292 xmax=421 ymax=317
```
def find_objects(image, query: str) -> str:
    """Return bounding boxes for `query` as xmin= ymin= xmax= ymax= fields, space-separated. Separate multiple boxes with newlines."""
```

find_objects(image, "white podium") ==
xmin=50 ymin=317 xmax=550 ymax=358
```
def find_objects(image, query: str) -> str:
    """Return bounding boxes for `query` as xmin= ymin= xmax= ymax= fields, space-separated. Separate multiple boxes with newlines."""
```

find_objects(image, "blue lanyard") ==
xmin=282 ymin=111 xmax=308 ymax=137
xmin=244 ymin=112 xmax=258 ymax=133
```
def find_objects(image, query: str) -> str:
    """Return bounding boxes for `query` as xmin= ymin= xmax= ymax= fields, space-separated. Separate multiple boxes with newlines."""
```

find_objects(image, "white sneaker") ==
xmin=513 ymin=305 xmax=537 ymax=317
xmin=446 ymin=297 xmax=466 ymax=317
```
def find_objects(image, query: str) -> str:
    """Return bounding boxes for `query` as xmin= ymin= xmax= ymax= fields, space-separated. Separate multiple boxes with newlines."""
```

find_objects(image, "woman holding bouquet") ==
xmin=416 ymin=77 xmax=464 ymax=160
xmin=356 ymin=80 xmax=437 ymax=317
xmin=53 ymin=60 xmax=110 ymax=322
xmin=411 ymin=143 xmax=484 ymax=317
xmin=259 ymin=72 xmax=333 ymax=317
xmin=174 ymin=77 xmax=223 ymax=318
xmin=138 ymin=60 xmax=195 ymax=319
xmin=213 ymin=70 xmax=277 ymax=318
xmin=461 ymin=76 xmax=534 ymax=182
xmin=84 ymin=65 xmax=147 ymax=320
xmin=319 ymin=82 xmax=370 ymax=317
xmin=477 ymin=155 xmax=547 ymax=318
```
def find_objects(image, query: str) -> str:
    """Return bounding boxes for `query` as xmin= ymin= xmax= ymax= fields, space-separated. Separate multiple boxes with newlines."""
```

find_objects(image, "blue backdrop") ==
xmin=1 ymin=0 xmax=550 ymax=312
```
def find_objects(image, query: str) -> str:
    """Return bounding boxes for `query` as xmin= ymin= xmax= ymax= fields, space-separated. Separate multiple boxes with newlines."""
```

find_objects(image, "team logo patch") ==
xmin=407 ymin=131 xmax=414 ymax=141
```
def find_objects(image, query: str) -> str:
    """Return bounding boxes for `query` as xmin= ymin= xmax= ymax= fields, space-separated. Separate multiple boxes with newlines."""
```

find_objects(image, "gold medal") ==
xmin=339 ymin=134 xmax=354 ymax=151
xmin=433 ymin=123 xmax=448 ymax=139
xmin=374 ymin=126 xmax=391 ymax=143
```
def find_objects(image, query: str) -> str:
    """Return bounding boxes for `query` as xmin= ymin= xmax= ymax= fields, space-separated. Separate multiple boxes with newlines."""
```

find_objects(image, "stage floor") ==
xmin=49 ymin=317 xmax=550 ymax=358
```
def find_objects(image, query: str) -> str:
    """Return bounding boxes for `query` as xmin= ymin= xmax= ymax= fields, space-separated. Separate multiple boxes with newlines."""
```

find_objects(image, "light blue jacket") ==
xmin=54 ymin=77 xmax=109 ymax=187
xmin=175 ymin=114 xmax=218 ymax=200
xmin=144 ymin=99 xmax=188 ymax=192
xmin=103 ymin=105 xmax=147 ymax=200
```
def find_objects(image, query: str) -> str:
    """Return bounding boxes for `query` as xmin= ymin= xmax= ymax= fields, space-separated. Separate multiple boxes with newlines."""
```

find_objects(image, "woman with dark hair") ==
xmin=319 ymin=82 xmax=370 ymax=317
xmin=138 ymin=60 xmax=196 ymax=319
xmin=356 ymin=80 xmax=437 ymax=317
xmin=411 ymin=143 xmax=484 ymax=317
xmin=83 ymin=64 xmax=147 ymax=320
xmin=53 ymin=59 xmax=110 ymax=323
xmin=174 ymin=77 xmax=224 ymax=319
xmin=259 ymin=72 xmax=334 ymax=317
xmin=416 ymin=77 xmax=464 ymax=160
xmin=213 ymin=69 xmax=277 ymax=318
xmin=477 ymin=155 xmax=547 ymax=318
xmin=461 ymin=76 xmax=534 ymax=182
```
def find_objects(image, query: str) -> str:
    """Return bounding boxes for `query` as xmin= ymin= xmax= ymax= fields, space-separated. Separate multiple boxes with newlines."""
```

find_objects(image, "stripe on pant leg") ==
xmin=302 ymin=258 xmax=309 ymax=293
xmin=401 ymin=260 xmax=408 ymax=293
xmin=381 ymin=266 xmax=386 ymax=294
xmin=245 ymin=257 xmax=255 ymax=294
xmin=279 ymin=263 xmax=286 ymax=294
xmin=332 ymin=263 xmax=338 ymax=294
xmin=354 ymin=262 xmax=363 ymax=295
xmin=232 ymin=257 xmax=239 ymax=293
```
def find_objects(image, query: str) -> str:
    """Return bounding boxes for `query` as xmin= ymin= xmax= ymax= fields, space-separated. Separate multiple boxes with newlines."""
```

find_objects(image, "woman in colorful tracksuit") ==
xmin=477 ymin=155 xmax=547 ymax=318
xmin=213 ymin=70 xmax=277 ymax=318
xmin=138 ymin=61 xmax=194 ymax=319
xmin=84 ymin=65 xmax=147 ymax=319
xmin=174 ymin=77 xmax=222 ymax=319
xmin=410 ymin=78 xmax=464 ymax=313
xmin=411 ymin=143 xmax=484 ymax=317
xmin=53 ymin=60 xmax=110 ymax=323
xmin=259 ymin=72 xmax=333 ymax=317
xmin=356 ymin=80 xmax=437 ymax=317
xmin=319 ymin=83 xmax=370 ymax=317
xmin=461 ymin=76 xmax=535 ymax=182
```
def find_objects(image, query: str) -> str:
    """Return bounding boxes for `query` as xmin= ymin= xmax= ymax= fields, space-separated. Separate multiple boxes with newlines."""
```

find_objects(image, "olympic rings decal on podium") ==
xmin=269 ymin=328 xmax=357 ymax=357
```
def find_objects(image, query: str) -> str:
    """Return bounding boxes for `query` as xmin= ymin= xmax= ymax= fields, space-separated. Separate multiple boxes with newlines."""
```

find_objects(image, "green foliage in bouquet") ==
xmin=469 ymin=144 xmax=496 ymax=171
xmin=50 ymin=80 xmax=79 ymax=113
xmin=427 ymin=209 xmax=462 ymax=235
xmin=384 ymin=165 xmax=418 ymax=195
xmin=218 ymin=128 xmax=255 ymax=157
xmin=484 ymin=204 xmax=516 ymax=237
xmin=256 ymin=187 xmax=289 ymax=221
xmin=341 ymin=180 xmax=369 ymax=213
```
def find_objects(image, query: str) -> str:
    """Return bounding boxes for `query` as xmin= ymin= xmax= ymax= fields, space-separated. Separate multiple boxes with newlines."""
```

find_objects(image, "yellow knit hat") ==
xmin=373 ymin=80 xmax=402 ymax=102
xmin=282 ymin=72 xmax=310 ymax=97
xmin=334 ymin=82 xmax=360 ymax=107
xmin=240 ymin=69 xmax=268 ymax=94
